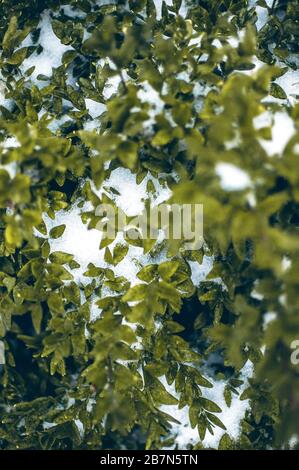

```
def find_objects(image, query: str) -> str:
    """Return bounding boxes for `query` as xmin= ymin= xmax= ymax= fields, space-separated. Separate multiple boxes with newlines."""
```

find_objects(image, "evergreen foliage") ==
xmin=0 ymin=0 xmax=298 ymax=449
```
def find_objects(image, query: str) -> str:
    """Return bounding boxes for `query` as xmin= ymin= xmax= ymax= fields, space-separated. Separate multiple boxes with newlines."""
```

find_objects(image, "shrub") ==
xmin=0 ymin=0 xmax=298 ymax=450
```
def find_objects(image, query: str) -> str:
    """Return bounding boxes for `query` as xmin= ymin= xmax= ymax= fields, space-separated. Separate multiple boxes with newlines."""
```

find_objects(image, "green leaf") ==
xmin=49 ymin=225 xmax=66 ymax=239
xmin=158 ymin=260 xmax=180 ymax=281
xmin=198 ymin=397 xmax=222 ymax=413
xmin=270 ymin=83 xmax=287 ymax=100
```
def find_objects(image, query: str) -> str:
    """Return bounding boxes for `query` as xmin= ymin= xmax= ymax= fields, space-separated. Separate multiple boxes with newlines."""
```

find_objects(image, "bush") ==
xmin=0 ymin=0 xmax=298 ymax=450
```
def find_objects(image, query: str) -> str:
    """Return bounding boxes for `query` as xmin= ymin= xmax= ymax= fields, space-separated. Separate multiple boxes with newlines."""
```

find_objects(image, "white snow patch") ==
xmin=101 ymin=167 xmax=172 ymax=217
xmin=45 ymin=114 xmax=73 ymax=133
xmin=20 ymin=11 xmax=73 ymax=83
xmin=83 ymin=120 xmax=101 ymax=132
xmin=258 ymin=111 xmax=296 ymax=156
xmin=0 ymin=161 xmax=18 ymax=179
xmin=61 ymin=5 xmax=86 ymax=19
xmin=251 ymin=287 xmax=264 ymax=301
xmin=263 ymin=311 xmax=277 ymax=329
xmin=1 ymin=137 xmax=20 ymax=149
xmin=44 ymin=203 xmax=168 ymax=299
xmin=43 ymin=422 xmax=56 ymax=430
xmin=255 ymin=5 xmax=269 ymax=31
xmin=193 ymin=81 xmax=213 ymax=112
xmin=253 ymin=110 xmax=272 ymax=130
xmin=0 ymin=74 xmax=14 ymax=111
xmin=154 ymin=0 xmax=174 ymax=20
xmin=224 ymin=131 xmax=241 ymax=151
xmin=42 ymin=168 xmax=172 ymax=290
xmin=103 ymin=75 xmax=122 ymax=100
xmin=74 ymin=419 xmax=84 ymax=437
xmin=282 ymin=256 xmax=291 ymax=272
xmin=276 ymin=70 xmax=299 ymax=106
xmin=43 ymin=205 xmax=102 ymax=284
xmin=0 ymin=137 xmax=20 ymax=178
xmin=138 ymin=81 xmax=165 ymax=130
xmin=216 ymin=163 xmax=251 ymax=191
xmin=239 ymin=56 xmax=265 ymax=78
xmin=160 ymin=360 xmax=253 ymax=449
xmin=289 ymin=435 xmax=299 ymax=449
xmin=188 ymin=256 xmax=214 ymax=286
xmin=85 ymin=99 xmax=106 ymax=119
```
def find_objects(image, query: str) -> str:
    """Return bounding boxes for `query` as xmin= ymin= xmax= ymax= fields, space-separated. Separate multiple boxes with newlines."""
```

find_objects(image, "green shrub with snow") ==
xmin=0 ymin=0 xmax=299 ymax=450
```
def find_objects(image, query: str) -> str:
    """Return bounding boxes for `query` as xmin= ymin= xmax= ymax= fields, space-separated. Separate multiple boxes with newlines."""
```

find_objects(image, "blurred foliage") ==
xmin=0 ymin=0 xmax=299 ymax=450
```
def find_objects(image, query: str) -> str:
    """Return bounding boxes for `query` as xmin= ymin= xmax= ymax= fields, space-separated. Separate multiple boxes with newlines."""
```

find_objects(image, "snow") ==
xmin=74 ymin=419 xmax=84 ymax=437
xmin=224 ymin=131 xmax=241 ymax=151
xmin=263 ymin=311 xmax=277 ymax=329
xmin=0 ymin=137 xmax=20 ymax=178
xmin=20 ymin=11 xmax=73 ymax=83
xmin=1 ymin=137 xmax=20 ymax=149
xmin=255 ymin=6 xmax=268 ymax=31
xmin=153 ymin=0 xmax=188 ymax=19
xmin=154 ymin=0 xmax=174 ymax=20
xmin=282 ymin=256 xmax=291 ymax=272
xmin=188 ymin=256 xmax=214 ymax=286
xmin=160 ymin=360 xmax=253 ymax=449
xmin=95 ymin=0 xmax=118 ymax=6
xmin=43 ymin=421 xmax=56 ymax=430
xmin=276 ymin=70 xmax=299 ymax=106
xmin=39 ymin=167 xmax=174 ymax=323
xmin=258 ymin=111 xmax=296 ymax=156
xmin=43 ymin=205 xmax=101 ymax=283
xmin=61 ymin=5 xmax=86 ymax=19
xmin=85 ymin=99 xmax=106 ymax=119
xmin=289 ymin=435 xmax=299 ymax=449
xmin=43 ymin=202 xmax=168 ymax=320
xmin=0 ymin=161 xmax=18 ymax=179
xmin=103 ymin=75 xmax=122 ymax=100
xmin=4 ymin=0 xmax=294 ymax=447
xmin=137 ymin=81 xmax=165 ymax=130
xmin=102 ymin=167 xmax=172 ymax=216
xmin=41 ymin=168 xmax=172 ymax=292
xmin=215 ymin=163 xmax=251 ymax=191
xmin=248 ymin=0 xmax=270 ymax=31
xmin=45 ymin=114 xmax=73 ymax=133
xmin=240 ymin=56 xmax=265 ymax=78
xmin=188 ymin=255 xmax=228 ymax=291
xmin=0 ymin=74 xmax=14 ymax=111
xmin=83 ymin=119 xmax=101 ymax=132
xmin=253 ymin=110 xmax=272 ymax=130
xmin=193 ymin=81 xmax=213 ymax=112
